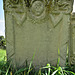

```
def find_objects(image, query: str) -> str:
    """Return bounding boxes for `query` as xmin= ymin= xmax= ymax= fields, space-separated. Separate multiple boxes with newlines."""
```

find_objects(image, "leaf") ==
xmin=63 ymin=70 xmax=75 ymax=75
xmin=5 ymin=63 xmax=10 ymax=75
xmin=10 ymin=71 xmax=12 ymax=75
xmin=57 ymin=67 xmax=64 ymax=75
xmin=38 ymin=69 xmax=41 ymax=75
xmin=27 ymin=51 xmax=35 ymax=74
xmin=47 ymin=64 xmax=50 ymax=75
xmin=51 ymin=70 xmax=58 ymax=75
xmin=14 ymin=68 xmax=27 ymax=75
xmin=57 ymin=48 xmax=60 ymax=67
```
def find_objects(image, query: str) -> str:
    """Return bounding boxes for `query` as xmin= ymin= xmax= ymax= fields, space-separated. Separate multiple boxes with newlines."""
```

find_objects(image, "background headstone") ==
xmin=70 ymin=13 xmax=75 ymax=65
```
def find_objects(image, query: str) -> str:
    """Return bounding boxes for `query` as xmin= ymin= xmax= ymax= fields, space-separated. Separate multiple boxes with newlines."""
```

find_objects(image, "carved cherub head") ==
xmin=31 ymin=1 xmax=44 ymax=16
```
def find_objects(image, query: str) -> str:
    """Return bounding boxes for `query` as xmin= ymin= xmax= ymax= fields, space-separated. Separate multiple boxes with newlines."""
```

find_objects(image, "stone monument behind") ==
xmin=3 ymin=0 xmax=74 ymax=68
xmin=70 ymin=13 xmax=75 ymax=65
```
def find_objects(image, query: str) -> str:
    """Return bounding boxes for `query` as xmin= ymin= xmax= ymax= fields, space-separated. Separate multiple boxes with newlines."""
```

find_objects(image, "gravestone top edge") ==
xmin=3 ymin=0 xmax=73 ymax=14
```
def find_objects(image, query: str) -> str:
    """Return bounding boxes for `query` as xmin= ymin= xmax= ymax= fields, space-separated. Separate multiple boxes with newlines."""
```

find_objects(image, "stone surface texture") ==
xmin=3 ymin=0 xmax=74 ymax=68
xmin=70 ymin=13 xmax=75 ymax=65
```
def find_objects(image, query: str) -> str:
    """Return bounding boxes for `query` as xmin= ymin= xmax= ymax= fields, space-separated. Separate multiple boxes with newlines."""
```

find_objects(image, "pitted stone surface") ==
xmin=3 ymin=0 xmax=74 ymax=68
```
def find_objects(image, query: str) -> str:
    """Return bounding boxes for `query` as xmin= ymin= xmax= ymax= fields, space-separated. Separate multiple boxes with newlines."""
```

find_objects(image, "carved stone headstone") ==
xmin=3 ymin=0 xmax=73 ymax=68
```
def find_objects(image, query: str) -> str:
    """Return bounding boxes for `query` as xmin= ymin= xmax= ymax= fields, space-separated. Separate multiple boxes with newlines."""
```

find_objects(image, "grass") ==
xmin=0 ymin=49 xmax=6 ymax=61
xmin=0 ymin=49 xmax=75 ymax=75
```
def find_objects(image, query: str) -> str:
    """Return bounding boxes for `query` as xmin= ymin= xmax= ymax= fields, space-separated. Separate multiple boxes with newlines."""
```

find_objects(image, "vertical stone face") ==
xmin=3 ymin=0 xmax=73 ymax=68
xmin=70 ymin=13 xmax=75 ymax=65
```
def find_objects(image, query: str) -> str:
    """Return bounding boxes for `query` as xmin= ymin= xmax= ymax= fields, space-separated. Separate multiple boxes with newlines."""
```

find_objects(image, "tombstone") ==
xmin=70 ymin=13 xmax=75 ymax=65
xmin=3 ymin=0 xmax=74 ymax=68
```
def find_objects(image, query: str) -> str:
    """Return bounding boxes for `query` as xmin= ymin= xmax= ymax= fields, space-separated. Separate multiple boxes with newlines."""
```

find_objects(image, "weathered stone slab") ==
xmin=3 ymin=0 xmax=73 ymax=68
xmin=70 ymin=13 xmax=75 ymax=65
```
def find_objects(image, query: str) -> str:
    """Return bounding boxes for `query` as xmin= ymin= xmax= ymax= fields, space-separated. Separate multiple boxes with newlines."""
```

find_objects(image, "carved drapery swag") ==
xmin=3 ymin=0 xmax=73 ymax=24
xmin=3 ymin=0 xmax=73 ymax=11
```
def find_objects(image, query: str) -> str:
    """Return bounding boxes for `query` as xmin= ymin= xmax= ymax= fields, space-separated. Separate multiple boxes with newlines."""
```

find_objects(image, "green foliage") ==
xmin=0 ymin=49 xmax=6 ymax=61
xmin=0 ymin=36 xmax=6 ymax=49
xmin=0 ymin=49 xmax=75 ymax=75
xmin=0 ymin=61 xmax=75 ymax=75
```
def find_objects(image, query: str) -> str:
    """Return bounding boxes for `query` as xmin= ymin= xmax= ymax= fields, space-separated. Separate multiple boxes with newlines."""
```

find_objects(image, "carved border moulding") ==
xmin=4 ymin=0 xmax=27 ymax=26
xmin=50 ymin=13 xmax=63 ymax=28
xmin=28 ymin=0 xmax=49 ymax=24
xmin=12 ymin=1 xmax=27 ymax=26
xmin=12 ymin=12 xmax=27 ymax=26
